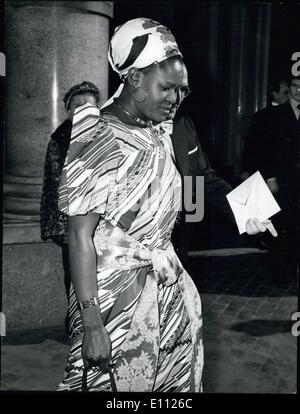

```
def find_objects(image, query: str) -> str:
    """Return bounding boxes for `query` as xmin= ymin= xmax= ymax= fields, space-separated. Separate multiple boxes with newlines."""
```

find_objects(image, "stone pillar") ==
xmin=4 ymin=0 xmax=113 ymax=242
xmin=3 ymin=1 xmax=113 ymax=332
xmin=226 ymin=2 xmax=271 ymax=176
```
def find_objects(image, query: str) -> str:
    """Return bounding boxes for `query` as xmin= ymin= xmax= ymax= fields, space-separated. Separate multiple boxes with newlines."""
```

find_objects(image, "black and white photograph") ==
xmin=1 ymin=0 xmax=299 ymax=400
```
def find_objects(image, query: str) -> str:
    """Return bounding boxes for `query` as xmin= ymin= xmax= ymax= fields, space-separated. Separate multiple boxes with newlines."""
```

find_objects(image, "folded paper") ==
xmin=226 ymin=171 xmax=281 ymax=234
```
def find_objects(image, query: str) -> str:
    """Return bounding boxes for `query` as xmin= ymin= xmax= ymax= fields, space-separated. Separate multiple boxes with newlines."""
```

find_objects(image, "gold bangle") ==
xmin=78 ymin=297 xmax=99 ymax=310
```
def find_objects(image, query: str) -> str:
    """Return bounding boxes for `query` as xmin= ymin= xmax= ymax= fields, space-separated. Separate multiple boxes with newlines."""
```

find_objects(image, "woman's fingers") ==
xmin=82 ymin=328 xmax=112 ymax=370
xmin=98 ymin=360 xmax=110 ymax=373
xmin=83 ymin=353 xmax=111 ymax=371
xmin=83 ymin=358 xmax=111 ymax=374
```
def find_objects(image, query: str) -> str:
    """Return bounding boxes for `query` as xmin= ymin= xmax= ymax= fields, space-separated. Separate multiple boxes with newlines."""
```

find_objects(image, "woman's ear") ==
xmin=127 ymin=68 xmax=143 ymax=88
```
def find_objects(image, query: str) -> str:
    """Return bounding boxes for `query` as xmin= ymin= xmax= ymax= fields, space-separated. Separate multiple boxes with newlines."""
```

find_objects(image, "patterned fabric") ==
xmin=154 ymin=120 xmax=175 ymax=159
xmin=40 ymin=119 xmax=71 ymax=245
xmin=102 ymin=17 xmax=182 ymax=110
xmin=57 ymin=102 xmax=203 ymax=392
xmin=108 ymin=18 xmax=182 ymax=79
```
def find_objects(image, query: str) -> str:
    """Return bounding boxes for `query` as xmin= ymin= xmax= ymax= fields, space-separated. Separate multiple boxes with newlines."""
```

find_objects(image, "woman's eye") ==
xmin=160 ymin=86 xmax=170 ymax=92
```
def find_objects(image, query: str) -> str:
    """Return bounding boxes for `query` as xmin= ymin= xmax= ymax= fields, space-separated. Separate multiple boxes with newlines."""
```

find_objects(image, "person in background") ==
xmin=262 ymin=75 xmax=300 ymax=287
xmin=155 ymin=65 xmax=235 ymax=265
xmin=265 ymin=75 xmax=300 ymax=201
xmin=40 ymin=81 xmax=100 ymax=304
xmin=241 ymin=76 xmax=289 ymax=192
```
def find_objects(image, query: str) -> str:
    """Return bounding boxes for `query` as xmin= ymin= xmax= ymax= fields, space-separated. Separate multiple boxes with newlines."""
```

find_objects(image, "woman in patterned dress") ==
xmin=56 ymin=18 xmax=267 ymax=392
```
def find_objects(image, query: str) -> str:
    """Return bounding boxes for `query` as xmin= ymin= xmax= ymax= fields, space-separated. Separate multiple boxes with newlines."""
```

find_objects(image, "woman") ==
xmin=57 ymin=18 xmax=266 ymax=392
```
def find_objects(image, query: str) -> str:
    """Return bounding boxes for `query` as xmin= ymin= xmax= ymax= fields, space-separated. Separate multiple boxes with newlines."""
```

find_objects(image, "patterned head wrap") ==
xmin=108 ymin=17 xmax=183 ymax=79
xmin=101 ymin=18 xmax=183 ymax=109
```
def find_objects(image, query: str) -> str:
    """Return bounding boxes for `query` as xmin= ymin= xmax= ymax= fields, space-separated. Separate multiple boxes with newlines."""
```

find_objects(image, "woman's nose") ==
xmin=166 ymin=89 xmax=177 ymax=104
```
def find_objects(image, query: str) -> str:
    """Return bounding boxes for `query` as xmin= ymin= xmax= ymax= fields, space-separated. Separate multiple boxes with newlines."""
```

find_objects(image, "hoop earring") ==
xmin=133 ymin=87 xmax=147 ymax=103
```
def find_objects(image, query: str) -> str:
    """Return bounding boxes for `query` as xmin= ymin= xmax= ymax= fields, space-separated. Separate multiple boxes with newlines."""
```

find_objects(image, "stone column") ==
xmin=3 ymin=1 xmax=113 ymax=332
xmin=4 ymin=0 xmax=113 ymax=243
xmin=226 ymin=2 xmax=271 ymax=176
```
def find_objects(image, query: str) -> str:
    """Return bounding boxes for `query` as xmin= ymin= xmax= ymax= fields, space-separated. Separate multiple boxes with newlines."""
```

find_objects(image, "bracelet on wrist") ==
xmin=78 ymin=297 xmax=100 ymax=310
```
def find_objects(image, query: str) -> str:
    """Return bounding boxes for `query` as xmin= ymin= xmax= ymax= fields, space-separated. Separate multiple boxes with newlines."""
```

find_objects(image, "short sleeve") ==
xmin=58 ymin=102 xmax=122 ymax=216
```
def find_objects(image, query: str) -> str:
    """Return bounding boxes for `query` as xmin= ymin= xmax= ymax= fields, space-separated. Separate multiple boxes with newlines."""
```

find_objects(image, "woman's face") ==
xmin=136 ymin=59 xmax=186 ymax=123
xmin=68 ymin=92 xmax=97 ymax=118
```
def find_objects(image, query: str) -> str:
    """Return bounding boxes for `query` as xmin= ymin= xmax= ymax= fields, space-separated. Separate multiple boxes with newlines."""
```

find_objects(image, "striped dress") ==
xmin=57 ymin=102 xmax=204 ymax=392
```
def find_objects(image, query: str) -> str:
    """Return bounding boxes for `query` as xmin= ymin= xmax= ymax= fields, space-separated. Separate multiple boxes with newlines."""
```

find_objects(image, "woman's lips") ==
xmin=160 ymin=107 xmax=171 ymax=113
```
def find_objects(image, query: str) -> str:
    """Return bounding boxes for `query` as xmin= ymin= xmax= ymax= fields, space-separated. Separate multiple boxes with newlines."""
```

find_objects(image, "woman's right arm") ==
xmin=68 ymin=213 xmax=112 ymax=369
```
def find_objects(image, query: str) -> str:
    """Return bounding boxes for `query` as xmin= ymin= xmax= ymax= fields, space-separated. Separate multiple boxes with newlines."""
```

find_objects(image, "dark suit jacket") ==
xmin=242 ymin=102 xmax=299 ymax=189
xmin=242 ymin=105 xmax=280 ymax=179
xmin=271 ymin=102 xmax=300 ymax=200
xmin=170 ymin=115 xmax=234 ymax=263
xmin=243 ymin=102 xmax=299 ymax=235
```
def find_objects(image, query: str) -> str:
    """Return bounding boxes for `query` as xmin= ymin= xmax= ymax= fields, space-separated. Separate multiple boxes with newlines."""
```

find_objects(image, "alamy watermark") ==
xmin=107 ymin=174 xmax=205 ymax=223
xmin=291 ymin=51 xmax=300 ymax=77
xmin=0 ymin=52 xmax=5 ymax=77
xmin=0 ymin=312 xmax=6 ymax=336
xmin=291 ymin=312 xmax=300 ymax=337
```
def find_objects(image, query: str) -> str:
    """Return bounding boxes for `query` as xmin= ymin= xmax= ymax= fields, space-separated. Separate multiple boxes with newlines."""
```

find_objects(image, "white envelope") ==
xmin=226 ymin=171 xmax=281 ymax=234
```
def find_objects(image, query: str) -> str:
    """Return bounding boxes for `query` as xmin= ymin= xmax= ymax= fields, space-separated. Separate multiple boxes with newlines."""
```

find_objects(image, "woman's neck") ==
xmin=114 ymin=96 xmax=150 ymax=127
xmin=117 ymin=95 xmax=145 ymax=119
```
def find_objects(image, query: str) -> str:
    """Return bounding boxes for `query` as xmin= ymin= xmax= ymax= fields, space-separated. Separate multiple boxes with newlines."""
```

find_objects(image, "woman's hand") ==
xmin=151 ymin=248 xmax=179 ymax=286
xmin=245 ymin=218 xmax=278 ymax=237
xmin=81 ymin=307 xmax=112 ymax=371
